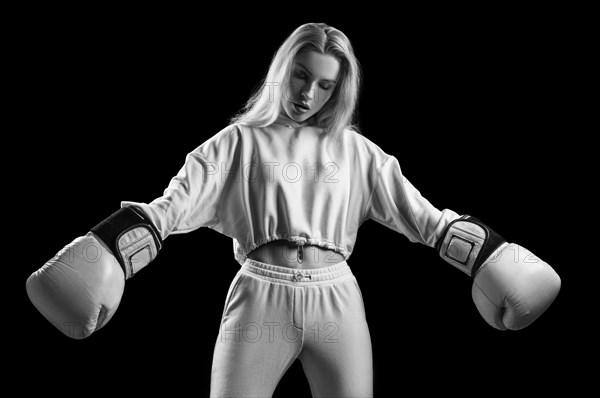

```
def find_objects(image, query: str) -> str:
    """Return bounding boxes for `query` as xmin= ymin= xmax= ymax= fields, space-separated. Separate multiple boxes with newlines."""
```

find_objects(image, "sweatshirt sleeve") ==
xmin=120 ymin=124 xmax=240 ymax=241
xmin=365 ymin=154 xmax=461 ymax=248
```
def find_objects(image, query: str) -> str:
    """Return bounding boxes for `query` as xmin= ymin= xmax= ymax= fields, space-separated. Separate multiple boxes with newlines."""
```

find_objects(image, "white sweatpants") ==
xmin=210 ymin=258 xmax=373 ymax=397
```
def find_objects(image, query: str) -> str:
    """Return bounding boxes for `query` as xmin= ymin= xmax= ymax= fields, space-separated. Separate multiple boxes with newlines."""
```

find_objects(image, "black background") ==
xmin=10 ymin=4 xmax=592 ymax=397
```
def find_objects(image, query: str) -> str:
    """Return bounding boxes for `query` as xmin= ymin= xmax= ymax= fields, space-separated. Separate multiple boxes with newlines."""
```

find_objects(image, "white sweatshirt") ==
xmin=121 ymin=112 xmax=461 ymax=266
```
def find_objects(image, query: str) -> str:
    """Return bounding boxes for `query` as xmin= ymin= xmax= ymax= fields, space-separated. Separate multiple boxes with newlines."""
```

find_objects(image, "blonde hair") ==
xmin=230 ymin=22 xmax=363 ymax=150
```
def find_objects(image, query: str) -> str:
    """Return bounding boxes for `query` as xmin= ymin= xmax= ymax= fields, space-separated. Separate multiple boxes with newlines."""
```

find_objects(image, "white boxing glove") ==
xmin=472 ymin=242 xmax=560 ymax=330
xmin=437 ymin=215 xmax=561 ymax=330
xmin=26 ymin=234 xmax=126 ymax=339
xmin=26 ymin=206 xmax=162 ymax=339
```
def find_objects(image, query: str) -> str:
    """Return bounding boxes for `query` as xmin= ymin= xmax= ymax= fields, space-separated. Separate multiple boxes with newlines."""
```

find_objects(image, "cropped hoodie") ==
xmin=121 ymin=112 xmax=461 ymax=266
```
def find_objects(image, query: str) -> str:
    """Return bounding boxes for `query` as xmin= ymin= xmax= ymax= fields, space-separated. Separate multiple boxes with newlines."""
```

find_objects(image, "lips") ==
xmin=293 ymin=102 xmax=310 ymax=111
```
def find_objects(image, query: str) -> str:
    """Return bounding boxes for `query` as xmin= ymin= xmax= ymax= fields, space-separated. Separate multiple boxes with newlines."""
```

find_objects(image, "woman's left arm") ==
xmin=365 ymin=154 xmax=561 ymax=331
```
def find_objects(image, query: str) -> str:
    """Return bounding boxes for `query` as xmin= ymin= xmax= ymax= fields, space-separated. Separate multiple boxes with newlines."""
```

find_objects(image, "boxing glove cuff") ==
xmin=90 ymin=206 xmax=162 ymax=280
xmin=435 ymin=215 xmax=506 ymax=277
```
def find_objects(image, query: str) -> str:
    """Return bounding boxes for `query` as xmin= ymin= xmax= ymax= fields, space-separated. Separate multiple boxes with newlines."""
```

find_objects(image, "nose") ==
xmin=300 ymin=82 xmax=315 ymax=102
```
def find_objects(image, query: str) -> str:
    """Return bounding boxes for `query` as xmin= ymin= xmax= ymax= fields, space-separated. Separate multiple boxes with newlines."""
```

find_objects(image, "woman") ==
xmin=26 ymin=22 xmax=561 ymax=397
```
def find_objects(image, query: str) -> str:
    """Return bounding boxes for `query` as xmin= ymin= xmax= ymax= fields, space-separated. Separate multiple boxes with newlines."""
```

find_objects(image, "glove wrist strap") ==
xmin=435 ymin=215 xmax=506 ymax=277
xmin=90 ymin=206 xmax=162 ymax=279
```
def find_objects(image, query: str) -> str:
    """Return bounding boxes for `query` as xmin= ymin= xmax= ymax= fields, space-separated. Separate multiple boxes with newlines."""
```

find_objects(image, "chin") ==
xmin=295 ymin=114 xmax=311 ymax=122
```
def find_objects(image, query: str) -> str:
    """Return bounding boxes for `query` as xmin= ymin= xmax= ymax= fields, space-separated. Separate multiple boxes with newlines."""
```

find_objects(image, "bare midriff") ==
xmin=246 ymin=239 xmax=345 ymax=269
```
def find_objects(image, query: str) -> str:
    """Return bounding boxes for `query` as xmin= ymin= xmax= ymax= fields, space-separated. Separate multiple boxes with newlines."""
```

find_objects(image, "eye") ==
xmin=319 ymin=83 xmax=334 ymax=91
xmin=294 ymin=71 xmax=307 ymax=80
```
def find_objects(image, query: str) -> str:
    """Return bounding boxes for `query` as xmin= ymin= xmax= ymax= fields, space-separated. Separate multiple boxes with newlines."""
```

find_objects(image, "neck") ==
xmin=273 ymin=111 xmax=315 ymax=128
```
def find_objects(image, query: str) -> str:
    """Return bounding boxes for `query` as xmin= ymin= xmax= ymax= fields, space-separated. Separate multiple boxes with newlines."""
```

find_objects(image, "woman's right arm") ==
xmin=26 ymin=124 xmax=241 ymax=339
xmin=121 ymin=124 xmax=242 ymax=240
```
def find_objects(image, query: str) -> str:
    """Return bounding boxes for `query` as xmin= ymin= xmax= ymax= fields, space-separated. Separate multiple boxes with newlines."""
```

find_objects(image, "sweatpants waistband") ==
xmin=241 ymin=258 xmax=353 ymax=285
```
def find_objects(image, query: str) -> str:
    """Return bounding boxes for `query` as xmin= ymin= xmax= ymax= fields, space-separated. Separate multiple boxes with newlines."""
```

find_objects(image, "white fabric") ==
xmin=121 ymin=113 xmax=461 ymax=266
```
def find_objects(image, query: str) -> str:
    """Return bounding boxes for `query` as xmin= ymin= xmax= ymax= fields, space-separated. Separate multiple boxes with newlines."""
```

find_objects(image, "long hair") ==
xmin=230 ymin=22 xmax=363 ymax=149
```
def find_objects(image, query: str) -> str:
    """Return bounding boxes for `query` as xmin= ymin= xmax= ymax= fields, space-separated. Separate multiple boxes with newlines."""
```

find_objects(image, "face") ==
xmin=281 ymin=50 xmax=341 ymax=123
